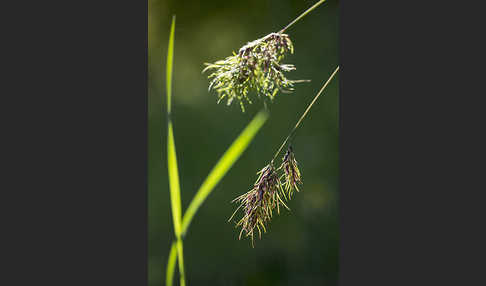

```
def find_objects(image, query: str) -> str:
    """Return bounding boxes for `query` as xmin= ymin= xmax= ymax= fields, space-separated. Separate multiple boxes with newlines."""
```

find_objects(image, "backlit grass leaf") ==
xmin=181 ymin=110 xmax=269 ymax=235
xmin=167 ymin=122 xmax=182 ymax=237
xmin=165 ymin=16 xmax=186 ymax=286
xmin=165 ymin=242 xmax=177 ymax=286
xmin=166 ymin=15 xmax=175 ymax=114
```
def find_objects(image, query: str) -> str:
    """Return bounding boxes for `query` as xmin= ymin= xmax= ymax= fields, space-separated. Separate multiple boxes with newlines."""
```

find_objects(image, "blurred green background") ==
xmin=149 ymin=0 xmax=339 ymax=285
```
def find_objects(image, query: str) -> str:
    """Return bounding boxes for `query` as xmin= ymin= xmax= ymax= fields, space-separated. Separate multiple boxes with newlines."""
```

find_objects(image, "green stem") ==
xmin=279 ymin=0 xmax=327 ymax=34
xmin=165 ymin=15 xmax=186 ymax=286
xmin=271 ymin=66 xmax=339 ymax=163
xmin=165 ymin=242 xmax=177 ymax=286
xmin=176 ymin=239 xmax=186 ymax=286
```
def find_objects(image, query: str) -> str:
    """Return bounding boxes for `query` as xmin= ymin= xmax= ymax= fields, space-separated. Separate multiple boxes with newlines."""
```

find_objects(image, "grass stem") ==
xmin=271 ymin=66 xmax=339 ymax=162
xmin=279 ymin=0 xmax=327 ymax=33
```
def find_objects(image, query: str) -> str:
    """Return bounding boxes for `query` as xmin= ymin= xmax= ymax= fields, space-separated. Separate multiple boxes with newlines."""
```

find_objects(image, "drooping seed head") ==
xmin=228 ymin=163 xmax=289 ymax=246
xmin=279 ymin=146 xmax=302 ymax=199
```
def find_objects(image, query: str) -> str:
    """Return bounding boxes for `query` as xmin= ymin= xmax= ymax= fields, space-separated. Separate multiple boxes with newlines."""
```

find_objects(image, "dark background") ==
xmin=149 ymin=0 xmax=339 ymax=285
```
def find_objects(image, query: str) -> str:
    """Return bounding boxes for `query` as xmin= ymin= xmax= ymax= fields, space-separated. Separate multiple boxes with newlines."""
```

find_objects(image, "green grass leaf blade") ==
xmin=166 ymin=15 xmax=175 ymax=114
xmin=166 ymin=14 xmax=181 ymax=238
xmin=166 ymin=110 xmax=269 ymax=284
xmin=164 ymin=15 xmax=186 ymax=286
xmin=181 ymin=110 xmax=269 ymax=235
xmin=165 ymin=242 xmax=177 ymax=286
xmin=167 ymin=122 xmax=182 ymax=237
xmin=176 ymin=240 xmax=186 ymax=286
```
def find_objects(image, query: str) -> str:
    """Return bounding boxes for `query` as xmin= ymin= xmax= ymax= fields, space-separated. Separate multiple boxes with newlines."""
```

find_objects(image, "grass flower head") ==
xmin=203 ymin=32 xmax=306 ymax=112
xmin=279 ymin=146 xmax=302 ymax=199
xmin=229 ymin=163 xmax=289 ymax=246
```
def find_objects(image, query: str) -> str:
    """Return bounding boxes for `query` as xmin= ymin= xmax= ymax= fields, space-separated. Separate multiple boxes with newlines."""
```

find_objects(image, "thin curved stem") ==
xmin=279 ymin=0 xmax=327 ymax=34
xmin=271 ymin=66 xmax=339 ymax=163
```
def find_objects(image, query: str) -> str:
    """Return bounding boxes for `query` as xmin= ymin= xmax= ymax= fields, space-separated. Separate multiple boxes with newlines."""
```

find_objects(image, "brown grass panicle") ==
xmin=228 ymin=163 xmax=290 ymax=247
xmin=279 ymin=146 xmax=302 ymax=199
